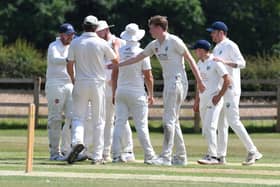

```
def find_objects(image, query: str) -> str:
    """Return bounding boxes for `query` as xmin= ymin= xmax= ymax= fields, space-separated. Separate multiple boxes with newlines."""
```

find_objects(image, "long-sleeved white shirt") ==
xmin=46 ymin=38 xmax=72 ymax=85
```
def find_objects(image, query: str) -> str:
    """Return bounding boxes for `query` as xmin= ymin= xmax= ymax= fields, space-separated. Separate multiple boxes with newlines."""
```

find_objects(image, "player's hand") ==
xmin=213 ymin=57 xmax=224 ymax=63
xmin=212 ymin=95 xmax=221 ymax=105
xmin=197 ymin=81 xmax=206 ymax=93
xmin=193 ymin=101 xmax=199 ymax=112
xmin=148 ymin=96 xmax=154 ymax=106
xmin=107 ymin=63 xmax=118 ymax=70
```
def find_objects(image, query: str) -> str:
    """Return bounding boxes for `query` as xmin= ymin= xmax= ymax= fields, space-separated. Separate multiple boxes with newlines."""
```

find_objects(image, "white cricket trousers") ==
xmin=161 ymin=78 xmax=188 ymax=161
xmin=46 ymin=83 xmax=73 ymax=157
xmin=71 ymin=80 xmax=106 ymax=160
xmin=217 ymin=92 xmax=257 ymax=157
xmin=199 ymin=96 xmax=223 ymax=157
xmin=112 ymin=89 xmax=155 ymax=160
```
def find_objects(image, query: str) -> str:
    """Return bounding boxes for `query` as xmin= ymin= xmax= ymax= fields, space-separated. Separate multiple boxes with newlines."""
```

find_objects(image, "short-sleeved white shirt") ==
xmin=67 ymin=32 xmax=116 ymax=81
xmin=197 ymin=54 xmax=228 ymax=104
xmin=117 ymin=41 xmax=151 ymax=94
xmin=213 ymin=38 xmax=245 ymax=95
xmin=143 ymin=33 xmax=187 ymax=83
xmin=46 ymin=38 xmax=72 ymax=85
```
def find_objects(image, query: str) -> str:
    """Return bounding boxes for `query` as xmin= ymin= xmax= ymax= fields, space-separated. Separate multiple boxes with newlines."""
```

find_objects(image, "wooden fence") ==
xmin=0 ymin=77 xmax=280 ymax=132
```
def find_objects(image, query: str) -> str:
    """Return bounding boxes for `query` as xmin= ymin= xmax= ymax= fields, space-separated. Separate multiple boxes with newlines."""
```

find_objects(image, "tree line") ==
xmin=0 ymin=0 xmax=280 ymax=55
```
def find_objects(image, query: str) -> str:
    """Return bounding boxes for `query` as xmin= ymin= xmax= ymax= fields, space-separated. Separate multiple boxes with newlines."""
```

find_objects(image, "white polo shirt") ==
xmin=213 ymin=38 xmax=245 ymax=95
xmin=67 ymin=32 xmax=116 ymax=81
xmin=143 ymin=33 xmax=187 ymax=83
xmin=197 ymin=54 xmax=228 ymax=104
xmin=118 ymin=41 xmax=151 ymax=94
xmin=46 ymin=38 xmax=72 ymax=86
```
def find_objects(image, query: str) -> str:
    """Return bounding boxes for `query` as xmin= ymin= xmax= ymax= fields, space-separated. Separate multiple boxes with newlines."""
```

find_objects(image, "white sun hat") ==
xmin=120 ymin=23 xmax=145 ymax=42
xmin=96 ymin=20 xmax=115 ymax=32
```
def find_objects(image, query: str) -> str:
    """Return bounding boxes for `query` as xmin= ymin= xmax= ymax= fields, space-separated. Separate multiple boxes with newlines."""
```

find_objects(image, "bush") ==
xmin=0 ymin=39 xmax=46 ymax=78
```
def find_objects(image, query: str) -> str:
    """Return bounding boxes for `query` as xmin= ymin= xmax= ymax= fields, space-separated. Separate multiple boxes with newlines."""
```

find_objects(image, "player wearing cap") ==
xmin=96 ymin=20 xmax=134 ymax=162
xmin=66 ymin=15 xmax=118 ymax=164
xmin=206 ymin=21 xmax=263 ymax=165
xmin=111 ymin=23 xmax=156 ymax=163
xmin=192 ymin=40 xmax=231 ymax=165
xmin=46 ymin=23 xmax=75 ymax=161
xmin=109 ymin=15 xmax=205 ymax=166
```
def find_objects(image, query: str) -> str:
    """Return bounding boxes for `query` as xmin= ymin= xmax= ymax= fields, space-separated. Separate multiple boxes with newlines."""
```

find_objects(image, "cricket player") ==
xmin=66 ymin=15 xmax=118 ymax=164
xmin=109 ymin=15 xmax=205 ymax=166
xmin=192 ymin=40 xmax=231 ymax=165
xmin=111 ymin=23 xmax=156 ymax=163
xmin=96 ymin=20 xmax=134 ymax=162
xmin=46 ymin=23 xmax=75 ymax=161
xmin=207 ymin=21 xmax=263 ymax=165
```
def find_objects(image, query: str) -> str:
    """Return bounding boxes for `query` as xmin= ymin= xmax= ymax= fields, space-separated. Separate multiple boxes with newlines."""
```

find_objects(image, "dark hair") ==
xmin=148 ymin=15 xmax=168 ymax=31
xmin=82 ymin=24 xmax=98 ymax=32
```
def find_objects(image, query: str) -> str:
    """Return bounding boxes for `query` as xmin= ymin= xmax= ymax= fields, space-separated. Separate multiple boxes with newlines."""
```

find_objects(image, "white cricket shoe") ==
xmin=122 ymin=152 xmax=135 ymax=162
xmin=197 ymin=155 xmax=219 ymax=165
xmin=242 ymin=151 xmax=263 ymax=166
xmin=171 ymin=155 xmax=187 ymax=166
xmin=112 ymin=156 xmax=126 ymax=163
xmin=50 ymin=153 xmax=66 ymax=161
xmin=151 ymin=156 xmax=172 ymax=166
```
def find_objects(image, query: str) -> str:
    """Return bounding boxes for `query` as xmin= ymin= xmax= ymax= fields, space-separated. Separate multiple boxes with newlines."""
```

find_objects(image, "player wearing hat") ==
xmin=95 ymin=20 xmax=134 ymax=162
xmin=66 ymin=15 xmax=118 ymax=164
xmin=207 ymin=21 xmax=263 ymax=165
xmin=111 ymin=23 xmax=156 ymax=163
xmin=46 ymin=23 xmax=75 ymax=161
xmin=192 ymin=40 xmax=230 ymax=165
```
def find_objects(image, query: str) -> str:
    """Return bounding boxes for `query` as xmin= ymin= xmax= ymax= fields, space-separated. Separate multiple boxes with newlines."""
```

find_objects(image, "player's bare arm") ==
xmin=193 ymin=87 xmax=200 ymax=112
xmin=212 ymin=74 xmax=231 ymax=105
xmin=111 ymin=58 xmax=119 ymax=104
xmin=107 ymin=52 xmax=146 ymax=69
xmin=112 ymin=38 xmax=121 ymax=61
xmin=66 ymin=59 xmax=75 ymax=84
xmin=183 ymin=50 xmax=206 ymax=93
xmin=143 ymin=69 xmax=154 ymax=106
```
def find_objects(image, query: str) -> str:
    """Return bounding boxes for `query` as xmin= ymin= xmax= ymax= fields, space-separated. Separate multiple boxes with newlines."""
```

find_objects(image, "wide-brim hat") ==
xmin=96 ymin=20 xmax=114 ymax=32
xmin=120 ymin=23 xmax=145 ymax=42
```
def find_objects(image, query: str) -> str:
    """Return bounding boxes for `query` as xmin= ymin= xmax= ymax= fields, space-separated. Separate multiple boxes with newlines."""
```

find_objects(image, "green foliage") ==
xmin=0 ymin=39 xmax=46 ymax=78
xmin=0 ymin=0 xmax=74 ymax=49
xmin=201 ymin=0 xmax=280 ymax=55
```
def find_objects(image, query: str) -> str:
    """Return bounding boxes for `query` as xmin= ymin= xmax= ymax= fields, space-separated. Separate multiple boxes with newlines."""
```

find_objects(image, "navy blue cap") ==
xmin=191 ymin=40 xmax=211 ymax=51
xmin=59 ymin=23 xmax=75 ymax=34
xmin=206 ymin=21 xmax=228 ymax=32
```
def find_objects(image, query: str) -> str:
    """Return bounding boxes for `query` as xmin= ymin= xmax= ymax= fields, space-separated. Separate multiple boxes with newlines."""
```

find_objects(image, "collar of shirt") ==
xmin=81 ymin=32 xmax=98 ymax=37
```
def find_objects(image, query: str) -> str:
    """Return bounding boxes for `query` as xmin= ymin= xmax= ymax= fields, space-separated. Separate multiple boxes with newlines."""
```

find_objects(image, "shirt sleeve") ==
xmin=173 ymin=36 xmax=188 ymax=55
xmin=104 ymin=43 xmax=117 ymax=61
xmin=215 ymin=62 xmax=229 ymax=77
xmin=141 ymin=56 xmax=152 ymax=71
xmin=47 ymin=44 xmax=67 ymax=64
xmin=143 ymin=41 xmax=155 ymax=57
xmin=67 ymin=42 xmax=75 ymax=62
xmin=228 ymin=43 xmax=246 ymax=69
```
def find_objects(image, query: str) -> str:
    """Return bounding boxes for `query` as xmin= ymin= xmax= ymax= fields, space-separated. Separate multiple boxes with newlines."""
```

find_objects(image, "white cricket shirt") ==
xmin=118 ymin=41 xmax=151 ymax=94
xmin=46 ymin=38 xmax=72 ymax=85
xmin=213 ymin=38 xmax=245 ymax=95
xmin=197 ymin=54 xmax=228 ymax=104
xmin=67 ymin=32 xmax=116 ymax=81
xmin=143 ymin=33 xmax=188 ymax=83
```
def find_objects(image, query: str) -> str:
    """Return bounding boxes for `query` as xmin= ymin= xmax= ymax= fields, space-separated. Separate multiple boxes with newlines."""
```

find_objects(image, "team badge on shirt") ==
xmin=155 ymin=48 xmax=158 ymax=53
xmin=226 ymin=102 xmax=231 ymax=108
xmin=165 ymin=46 xmax=168 ymax=52
xmin=206 ymin=66 xmax=211 ymax=70
xmin=219 ymin=50 xmax=223 ymax=55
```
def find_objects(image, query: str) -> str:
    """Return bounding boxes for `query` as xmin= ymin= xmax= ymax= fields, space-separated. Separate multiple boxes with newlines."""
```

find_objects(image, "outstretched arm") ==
xmin=108 ymin=52 xmax=147 ymax=69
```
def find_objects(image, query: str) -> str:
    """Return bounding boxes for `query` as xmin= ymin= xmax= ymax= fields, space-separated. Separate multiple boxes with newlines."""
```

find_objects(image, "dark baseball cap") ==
xmin=206 ymin=21 xmax=228 ymax=32
xmin=190 ymin=40 xmax=211 ymax=51
xmin=59 ymin=23 xmax=75 ymax=34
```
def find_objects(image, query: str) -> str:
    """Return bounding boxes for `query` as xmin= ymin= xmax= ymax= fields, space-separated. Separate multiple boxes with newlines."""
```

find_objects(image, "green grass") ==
xmin=0 ymin=129 xmax=280 ymax=186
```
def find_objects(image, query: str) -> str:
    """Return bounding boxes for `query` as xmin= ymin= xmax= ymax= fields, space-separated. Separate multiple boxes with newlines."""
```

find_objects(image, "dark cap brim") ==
xmin=206 ymin=28 xmax=214 ymax=32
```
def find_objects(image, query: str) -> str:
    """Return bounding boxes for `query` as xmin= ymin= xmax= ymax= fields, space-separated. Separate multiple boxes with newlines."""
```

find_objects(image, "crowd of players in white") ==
xmin=46 ymin=15 xmax=262 ymax=166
